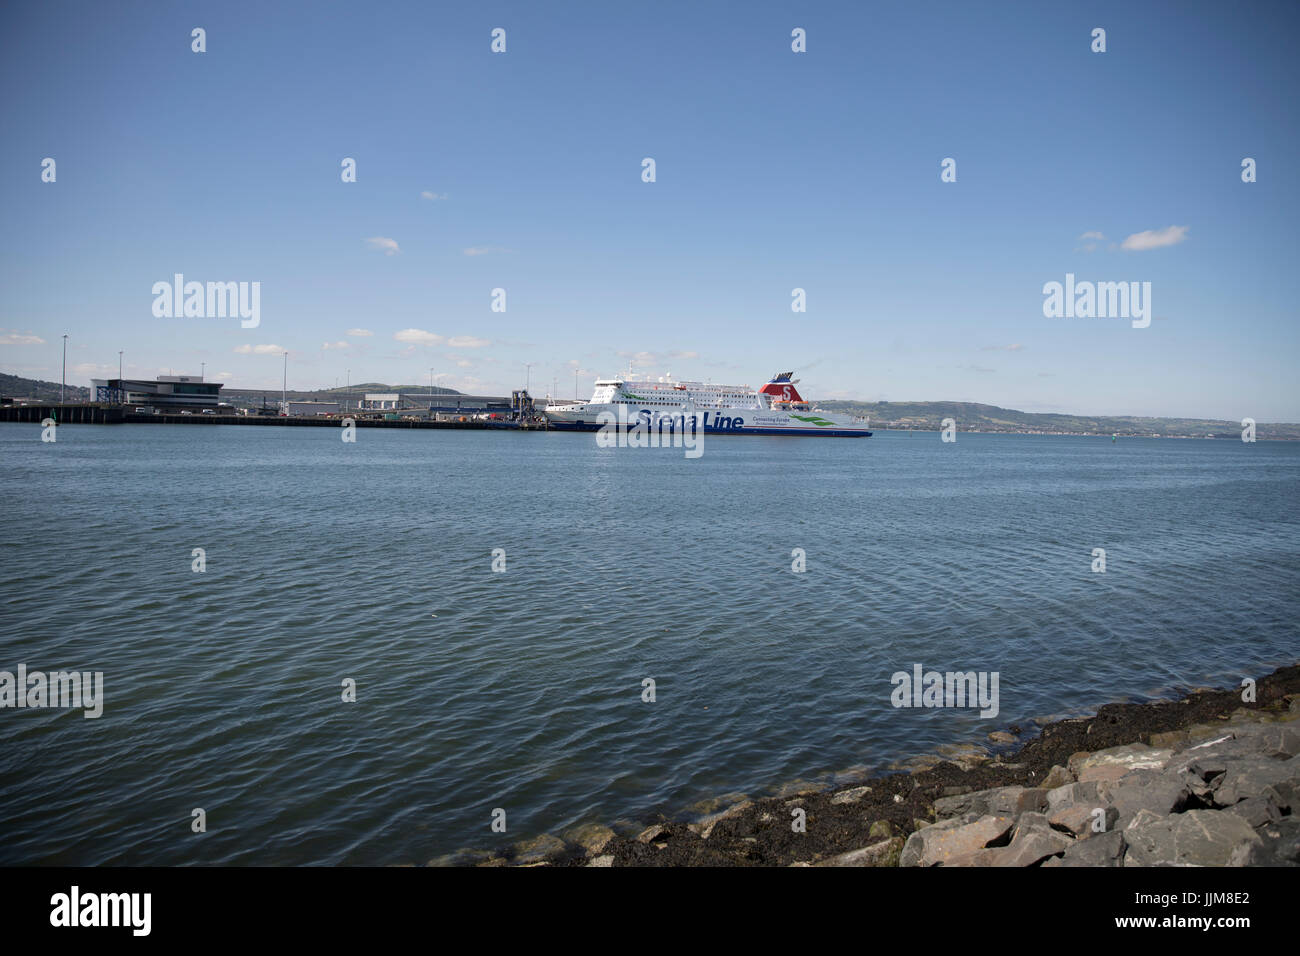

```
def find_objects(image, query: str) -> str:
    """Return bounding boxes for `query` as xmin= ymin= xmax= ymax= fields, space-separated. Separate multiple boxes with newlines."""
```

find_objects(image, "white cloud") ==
xmin=346 ymin=328 xmax=373 ymax=337
xmin=463 ymin=246 xmax=512 ymax=256
xmin=393 ymin=328 xmax=444 ymax=346
xmin=0 ymin=330 xmax=46 ymax=346
xmin=1121 ymin=225 xmax=1189 ymax=251
xmin=234 ymin=344 xmax=286 ymax=354
xmin=420 ymin=191 xmax=448 ymax=201
xmin=322 ymin=341 xmax=351 ymax=350
xmin=616 ymin=349 xmax=699 ymax=367
xmin=364 ymin=236 xmax=401 ymax=255
xmin=447 ymin=335 xmax=491 ymax=348
xmin=1078 ymin=231 xmax=1106 ymax=241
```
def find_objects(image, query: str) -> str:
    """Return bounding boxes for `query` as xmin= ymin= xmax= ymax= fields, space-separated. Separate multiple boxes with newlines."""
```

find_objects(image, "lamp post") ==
xmin=282 ymin=351 xmax=288 ymax=412
xmin=61 ymin=334 xmax=68 ymax=404
xmin=524 ymin=362 xmax=535 ymax=394
xmin=429 ymin=367 xmax=435 ymax=411
xmin=200 ymin=361 xmax=205 ymax=381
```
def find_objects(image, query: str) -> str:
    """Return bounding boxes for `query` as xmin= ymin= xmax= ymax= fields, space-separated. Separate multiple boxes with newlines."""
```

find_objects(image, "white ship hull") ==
xmin=543 ymin=373 xmax=871 ymax=438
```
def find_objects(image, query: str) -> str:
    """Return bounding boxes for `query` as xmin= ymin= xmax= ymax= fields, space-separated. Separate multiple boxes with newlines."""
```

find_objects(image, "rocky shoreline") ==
xmin=431 ymin=664 xmax=1300 ymax=867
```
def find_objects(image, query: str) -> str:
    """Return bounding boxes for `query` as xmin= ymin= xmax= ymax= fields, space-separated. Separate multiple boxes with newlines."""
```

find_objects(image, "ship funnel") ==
xmin=759 ymin=374 xmax=805 ymax=404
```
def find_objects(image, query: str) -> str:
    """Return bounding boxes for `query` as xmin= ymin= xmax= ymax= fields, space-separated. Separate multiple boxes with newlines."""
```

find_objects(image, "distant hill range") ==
xmin=0 ymin=372 xmax=90 ymax=403
xmin=217 ymin=382 xmax=468 ymax=406
xmin=0 ymin=374 xmax=465 ymax=408
xmin=818 ymin=400 xmax=1300 ymax=440
xmin=2 ymin=372 xmax=1294 ymax=438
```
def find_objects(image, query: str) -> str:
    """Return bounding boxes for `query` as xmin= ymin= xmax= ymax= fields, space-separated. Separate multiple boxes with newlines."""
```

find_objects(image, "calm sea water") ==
xmin=0 ymin=423 xmax=1296 ymax=864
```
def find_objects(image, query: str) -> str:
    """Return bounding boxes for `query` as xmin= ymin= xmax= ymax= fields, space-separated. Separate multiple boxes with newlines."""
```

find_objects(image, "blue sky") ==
xmin=2 ymin=0 xmax=1297 ymax=419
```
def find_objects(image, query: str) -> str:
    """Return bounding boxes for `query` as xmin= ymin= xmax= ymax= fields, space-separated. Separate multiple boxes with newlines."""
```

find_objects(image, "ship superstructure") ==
xmin=544 ymin=372 xmax=871 ymax=437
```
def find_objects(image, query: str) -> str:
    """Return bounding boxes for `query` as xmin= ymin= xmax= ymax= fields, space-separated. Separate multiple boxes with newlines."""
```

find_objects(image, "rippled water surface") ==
xmin=1 ymin=423 xmax=1296 ymax=864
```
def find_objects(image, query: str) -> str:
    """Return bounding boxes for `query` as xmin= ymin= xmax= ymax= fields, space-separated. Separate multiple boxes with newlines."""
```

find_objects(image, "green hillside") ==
xmin=0 ymin=372 xmax=90 ymax=403
xmin=818 ymin=400 xmax=1300 ymax=440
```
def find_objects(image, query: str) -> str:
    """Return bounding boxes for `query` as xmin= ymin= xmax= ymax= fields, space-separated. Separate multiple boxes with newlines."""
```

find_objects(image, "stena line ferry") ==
xmin=543 ymin=372 xmax=872 ymax=437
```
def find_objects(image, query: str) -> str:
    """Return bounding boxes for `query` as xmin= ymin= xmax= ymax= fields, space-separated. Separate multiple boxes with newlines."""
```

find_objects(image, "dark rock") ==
xmin=1041 ymin=765 xmax=1074 ymax=789
xmin=1051 ymin=828 xmax=1126 ymax=867
xmin=1263 ymin=780 xmax=1296 ymax=813
xmin=1225 ymin=795 xmax=1283 ymax=829
xmin=1124 ymin=808 xmax=1167 ymax=831
xmin=943 ymin=812 xmax=1074 ymax=866
xmin=1213 ymin=756 xmax=1300 ymax=806
xmin=1101 ymin=768 xmax=1190 ymax=828
xmin=1046 ymin=780 xmax=1102 ymax=811
xmin=817 ymin=837 xmax=904 ymax=867
xmin=1048 ymin=802 xmax=1118 ymax=837
xmin=1223 ymin=723 xmax=1300 ymax=759
xmin=1124 ymin=809 xmax=1261 ymax=867
xmin=899 ymin=815 xmax=1014 ymax=867
xmin=1229 ymin=817 xmax=1300 ymax=866
xmin=933 ymin=785 xmax=1047 ymax=820
xmin=992 ymin=812 xmax=1074 ymax=866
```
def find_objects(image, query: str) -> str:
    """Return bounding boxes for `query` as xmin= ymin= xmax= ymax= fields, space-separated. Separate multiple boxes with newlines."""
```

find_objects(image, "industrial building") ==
xmin=402 ymin=392 xmax=513 ymax=415
xmin=92 ymin=375 xmax=223 ymax=411
xmin=280 ymin=401 xmax=341 ymax=416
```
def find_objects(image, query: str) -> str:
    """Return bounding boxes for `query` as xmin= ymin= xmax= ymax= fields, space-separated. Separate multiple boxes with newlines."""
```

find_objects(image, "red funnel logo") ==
xmin=759 ymin=373 xmax=804 ymax=404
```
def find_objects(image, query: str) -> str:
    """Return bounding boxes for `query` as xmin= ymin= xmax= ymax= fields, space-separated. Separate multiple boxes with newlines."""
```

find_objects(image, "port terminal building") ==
xmin=93 ymin=375 xmax=223 ymax=411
